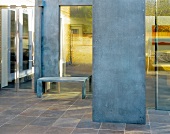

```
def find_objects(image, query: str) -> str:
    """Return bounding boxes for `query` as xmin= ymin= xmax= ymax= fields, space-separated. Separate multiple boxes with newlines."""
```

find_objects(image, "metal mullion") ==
xmin=15 ymin=9 xmax=20 ymax=91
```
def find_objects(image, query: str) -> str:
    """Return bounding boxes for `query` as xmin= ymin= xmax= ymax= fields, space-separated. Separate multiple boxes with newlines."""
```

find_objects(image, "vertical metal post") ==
xmin=15 ymin=8 xmax=20 ymax=91
xmin=155 ymin=0 xmax=158 ymax=109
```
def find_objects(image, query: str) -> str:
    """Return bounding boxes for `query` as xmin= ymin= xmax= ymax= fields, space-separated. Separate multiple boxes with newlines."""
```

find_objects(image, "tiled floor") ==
xmin=0 ymin=87 xmax=170 ymax=134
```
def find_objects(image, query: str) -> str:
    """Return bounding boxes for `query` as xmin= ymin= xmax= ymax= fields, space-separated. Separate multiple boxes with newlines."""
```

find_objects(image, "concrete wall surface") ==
xmin=92 ymin=0 xmax=146 ymax=124
xmin=42 ymin=0 xmax=60 ymax=76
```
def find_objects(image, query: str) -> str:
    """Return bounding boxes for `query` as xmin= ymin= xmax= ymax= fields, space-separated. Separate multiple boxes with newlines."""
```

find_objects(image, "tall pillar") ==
xmin=92 ymin=0 xmax=146 ymax=124
xmin=34 ymin=0 xmax=43 ymax=92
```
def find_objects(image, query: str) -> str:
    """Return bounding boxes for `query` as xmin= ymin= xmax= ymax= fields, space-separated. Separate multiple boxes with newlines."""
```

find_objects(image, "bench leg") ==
xmin=37 ymin=80 xmax=43 ymax=98
xmin=45 ymin=82 xmax=51 ymax=93
xmin=82 ymin=80 xmax=87 ymax=99
xmin=89 ymin=76 xmax=92 ymax=92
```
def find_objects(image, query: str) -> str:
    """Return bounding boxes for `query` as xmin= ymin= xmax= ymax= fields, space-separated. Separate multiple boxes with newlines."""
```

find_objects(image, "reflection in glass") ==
xmin=146 ymin=0 xmax=170 ymax=110
xmin=60 ymin=6 xmax=92 ymax=76
xmin=1 ymin=9 xmax=16 ymax=88
xmin=23 ymin=13 xmax=29 ymax=70
xmin=10 ymin=11 xmax=16 ymax=74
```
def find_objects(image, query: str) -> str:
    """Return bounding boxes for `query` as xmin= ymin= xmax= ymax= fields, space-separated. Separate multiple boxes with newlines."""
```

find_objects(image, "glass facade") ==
xmin=0 ymin=7 xmax=34 ymax=90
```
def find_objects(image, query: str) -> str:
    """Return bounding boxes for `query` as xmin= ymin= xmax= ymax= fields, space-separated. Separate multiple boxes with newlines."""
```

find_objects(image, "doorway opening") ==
xmin=60 ymin=6 xmax=93 ymax=77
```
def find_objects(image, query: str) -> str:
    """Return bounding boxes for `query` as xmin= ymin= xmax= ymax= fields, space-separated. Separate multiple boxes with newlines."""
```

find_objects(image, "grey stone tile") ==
xmin=126 ymin=124 xmax=150 ymax=132
xmin=6 ymin=115 xmax=36 ymax=125
xmin=99 ymin=130 xmax=124 ymax=134
xmin=82 ymin=113 xmax=92 ymax=120
xmin=18 ymin=125 xmax=49 ymax=134
xmin=52 ymin=118 xmax=80 ymax=128
xmin=48 ymin=104 xmax=70 ymax=111
xmin=0 ymin=124 xmax=25 ymax=134
xmin=150 ymin=122 xmax=170 ymax=134
xmin=125 ymin=132 xmax=151 ymax=134
xmin=72 ymin=128 xmax=98 ymax=134
xmin=40 ymin=110 xmax=64 ymax=118
xmin=20 ymin=108 xmax=45 ymax=117
xmin=1 ymin=108 xmax=26 ymax=116
xmin=30 ymin=117 xmax=57 ymax=126
xmin=55 ymin=100 xmax=75 ymax=105
xmin=0 ymin=115 xmax=14 ymax=126
xmin=11 ymin=103 xmax=32 ymax=109
xmin=76 ymin=120 xmax=101 ymax=129
xmin=148 ymin=109 xmax=169 ymax=115
xmin=0 ymin=106 xmax=11 ymax=112
xmin=45 ymin=126 xmax=74 ymax=134
xmin=149 ymin=114 xmax=170 ymax=124
xmin=100 ymin=123 xmax=125 ymax=131
xmin=61 ymin=109 xmax=85 ymax=119
xmin=29 ymin=103 xmax=51 ymax=110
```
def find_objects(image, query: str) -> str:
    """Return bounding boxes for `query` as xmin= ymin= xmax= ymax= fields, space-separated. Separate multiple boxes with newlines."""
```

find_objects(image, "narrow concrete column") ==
xmin=34 ymin=0 xmax=43 ymax=92
xmin=92 ymin=0 xmax=146 ymax=124
xmin=42 ymin=0 xmax=60 ymax=77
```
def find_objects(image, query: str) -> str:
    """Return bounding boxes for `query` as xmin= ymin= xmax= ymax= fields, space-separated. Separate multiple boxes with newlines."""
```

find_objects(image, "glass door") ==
xmin=0 ymin=7 xmax=34 ymax=91
xmin=18 ymin=8 xmax=34 ymax=90
xmin=155 ymin=0 xmax=170 ymax=110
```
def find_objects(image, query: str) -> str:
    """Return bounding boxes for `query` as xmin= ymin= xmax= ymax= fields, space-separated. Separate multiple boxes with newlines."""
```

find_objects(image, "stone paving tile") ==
xmin=52 ymin=118 xmax=80 ymax=128
xmin=18 ymin=125 xmax=49 ymax=134
xmin=125 ymin=132 xmax=151 ymax=134
xmin=125 ymin=124 xmax=150 ymax=132
xmin=100 ymin=122 xmax=126 ymax=131
xmin=0 ymin=105 xmax=11 ymax=112
xmin=11 ymin=103 xmax=33 ymax=109
xmin=1 ymin=90 xmax=170 ymax=134
xmin=148 ymin=109 xmax=169 ymax=115
xmin=82 ymin=113 xmax=92 ymax=120
xmin=149 ymin=114 xmax=170 ymax=124
xmin=5 ymin=115 xmax=36 ymax=126
xmin=1 ymin=108 xmax=26 ymax=116
xmin=76 ymin=119 xmax=101 ymax=129
xmin=61 ymin=109 xmax=86 ymax=119
xmin=0 ymin=124 xmax=25 ymax=134
xmin=30 ymin=117 xmax=58 ymax=127
xmin=20 ymin=108 xmax=45 ymax=117
xmin=48 ymin=104 xmax=70 ymax=111
xmin=98 ymin=130 xmax=124 ymax=134
xmin=150 ymin=122 xmax=170 ymax=134
xmin=55 ymin=100 xmax=76 ymax=105
xmin=40 ymin=110 xmax=64 ymax=118
xmin=45 ymin=126 xmax=74 ymax=134
xmin=72 ymin=128 xmax=98 ymax=134
xmin=0 ymin=115 xmax=14 ymax=126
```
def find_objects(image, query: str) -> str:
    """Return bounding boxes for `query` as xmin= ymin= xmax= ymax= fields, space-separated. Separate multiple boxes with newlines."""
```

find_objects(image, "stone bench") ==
xmin=37 ymin=76 xmax=92 ymax=99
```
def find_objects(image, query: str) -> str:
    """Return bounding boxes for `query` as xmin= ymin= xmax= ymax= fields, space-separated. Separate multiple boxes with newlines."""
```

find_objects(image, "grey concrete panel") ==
xmin=58 ymin=0 xmax=93 ymax=5
xmin=92 ymin=0 xmax=146 ymax=124
xmin=34 ymin=0 xmax=43 ymax=92
xmin=42 ymin=0 xmax=60 ymax=77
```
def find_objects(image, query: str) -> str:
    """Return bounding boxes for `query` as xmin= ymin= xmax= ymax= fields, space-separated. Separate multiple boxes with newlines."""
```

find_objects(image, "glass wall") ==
xmin=0 ymin=7 xmax=34 ymax=90
xmin=146 ymin=0 xmax=170 ymax=110
xmin=60 ymin=6 xmax=92 ymax=77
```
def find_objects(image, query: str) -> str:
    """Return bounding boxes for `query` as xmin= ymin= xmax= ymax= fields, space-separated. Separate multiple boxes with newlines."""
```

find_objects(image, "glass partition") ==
xmin=0 ymin=8 xmax=34 ymax=90
xmin=1 ymin=9 xmax=16 ymax=88
xmin=146 ymin=0 xmax=170 ymax=110
xmin=156 ymin=0 xmax=170 ymax=110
